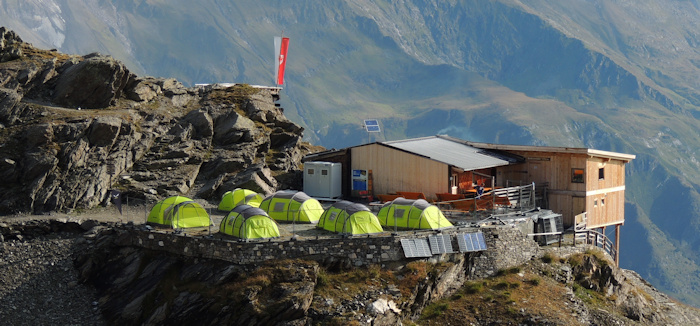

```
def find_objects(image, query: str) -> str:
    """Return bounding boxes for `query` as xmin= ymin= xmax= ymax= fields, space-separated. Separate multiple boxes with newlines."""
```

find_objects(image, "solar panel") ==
xmin=364 ymin=119 xmax=381 ymax=132
xmin=429 ymin=234 xmax=454 ymax=254
xmin=457 ymin=232 xmax=487 ymax=252
xmin=401 ymin=238 xmax=433 ymax=258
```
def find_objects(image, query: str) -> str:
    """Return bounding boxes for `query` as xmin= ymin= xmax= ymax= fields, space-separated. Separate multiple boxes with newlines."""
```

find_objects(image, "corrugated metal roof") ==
xmin=383 ymin=136 xmax=517 ymax=171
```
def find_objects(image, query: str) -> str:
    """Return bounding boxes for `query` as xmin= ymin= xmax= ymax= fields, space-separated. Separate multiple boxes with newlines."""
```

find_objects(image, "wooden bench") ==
xmin=396 ymin=191 xmax=427 ymax=200
xmin=377 ymin=194 xmax=402 ymax=203
xmin=435 ymin=193 xmax=465 ymax=202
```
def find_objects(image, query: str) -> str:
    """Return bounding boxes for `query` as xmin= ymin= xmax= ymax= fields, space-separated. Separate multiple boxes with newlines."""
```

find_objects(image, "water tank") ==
xmin=303 ymin=162 xmax=342 ymax=198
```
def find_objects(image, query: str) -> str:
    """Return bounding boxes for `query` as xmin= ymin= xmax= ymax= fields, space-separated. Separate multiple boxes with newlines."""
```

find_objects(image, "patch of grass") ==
xmin=528 ymin=277 xmax=541 ymax=286
xmin=464 ymin=281 xmax=483 ymax=294
xmin=316 ymin=268 xmax=329 ymax=288
xmin=587 ymin=249 xmax=612 ymax=268
xmin=423 ymin=302 xmax=449 ymax=318
xmin=496 ymin=291 xmax=511 ymax=300
xmin=494 ymin=281 xmax=510 ymax=290
xmin=572 ymin=282 xmax=605 ymax=305
xmin=541 ymin=252 xmax=556 ymax=264
xmin=497 ymin=266 xmax=522 ymax=276
xmin=313 ymin=264 xmax=397 ymax=302
xmin=568 ymin=254 xmax=583 ymax=268
xmin=368 ymin=265 xmax=381 ymax=279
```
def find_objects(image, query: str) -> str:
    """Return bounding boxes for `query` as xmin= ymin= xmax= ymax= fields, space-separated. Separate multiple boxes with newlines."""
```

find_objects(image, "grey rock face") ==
xmin=52 ymin=54 xmax=134 ymax=109
xmin=0 ymin=29 xmax=319 ymax=214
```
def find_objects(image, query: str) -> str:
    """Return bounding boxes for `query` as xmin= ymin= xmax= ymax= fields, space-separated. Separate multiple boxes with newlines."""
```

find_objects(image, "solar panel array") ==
xmin=457 ymin=232 xmax=488 ymax=252
xmin=401 ymin=238 xmax=432 ymax=258
xmin=402 ymin=233 xmax=487 ymax=258
xmin=429 ymin=234 xmax=454 ymax=254
xmin=364 ymin=119 xmax=381 ymax=132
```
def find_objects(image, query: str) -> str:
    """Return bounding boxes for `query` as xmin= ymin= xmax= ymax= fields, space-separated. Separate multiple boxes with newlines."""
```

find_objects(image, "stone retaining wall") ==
xmin=115 ymin=223 xmax=543 ymax=276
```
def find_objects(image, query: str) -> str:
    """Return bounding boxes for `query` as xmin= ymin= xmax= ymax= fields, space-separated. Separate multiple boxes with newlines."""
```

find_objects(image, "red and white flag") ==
xmin=274 ymin=36 xmax=290 ymax=85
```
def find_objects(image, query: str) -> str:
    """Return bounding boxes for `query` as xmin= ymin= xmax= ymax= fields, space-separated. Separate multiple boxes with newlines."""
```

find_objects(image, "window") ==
xmin=594 ymin=199 xmax=598 ymax=207
xmin=329 ymin=211 xmax=338 ymax=221
xmin=393 ymin=209 xmax=405 ymax=218
xmin=601 ymin=198 xmax=605 ymax=206
xmin=307 ymin=168 xmax=315 ymax=175
xmin=572 ymin=168 xmax=584 ymax=183
xmin=598 ymin=167 xmax=605 ymax=180
xmin=321 ymin=169 xmax=328 ymax=176
xmin=274 ymin=202 xmax=286 ymax=212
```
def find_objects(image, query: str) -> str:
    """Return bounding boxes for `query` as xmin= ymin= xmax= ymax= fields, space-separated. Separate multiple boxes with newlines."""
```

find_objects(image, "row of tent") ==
xmin=146 ymin=189 xmax=454 ymax=240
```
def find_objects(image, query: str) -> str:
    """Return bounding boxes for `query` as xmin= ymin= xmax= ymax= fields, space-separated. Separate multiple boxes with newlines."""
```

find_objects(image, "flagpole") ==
xmin=278 ymin=30 xmax=283 ymax=87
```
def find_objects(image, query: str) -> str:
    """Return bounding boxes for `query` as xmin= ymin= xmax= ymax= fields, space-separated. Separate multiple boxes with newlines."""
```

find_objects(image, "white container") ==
xmin=303 ymin=162 xmax=342 ymax=198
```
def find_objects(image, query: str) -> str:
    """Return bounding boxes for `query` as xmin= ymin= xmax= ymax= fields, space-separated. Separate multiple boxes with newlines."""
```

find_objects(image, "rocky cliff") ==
xmin=0 ymin=27 xmax=318 ymax=214
xmin=3 ymin=219 xmax=700 ymax=325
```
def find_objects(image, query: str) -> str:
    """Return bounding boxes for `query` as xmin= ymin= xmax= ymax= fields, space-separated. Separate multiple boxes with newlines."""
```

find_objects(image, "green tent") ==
xmin=377 ymin=198 xmax=453 ymax=230
xmin=219 ymin=204 xmax=280 ymax=239
xmin=218 ymin=188 xmax=263 ymax=211
xmin=317 ymin=200 xmax=383 ymax=235
xmin=147 ymin=196 xmax=212 ymax=228
xmin=259 ymin=191 xmax=323 ymax=224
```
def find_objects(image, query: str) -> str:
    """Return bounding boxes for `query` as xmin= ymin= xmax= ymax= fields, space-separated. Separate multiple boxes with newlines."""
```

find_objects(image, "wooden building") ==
xmin=465 ymin=142 xmax=635 ymax=229
xmin=304 ymin=136 xmax=523 ymax=202
xmin=303 ymin=135 xmax=635 ymax=264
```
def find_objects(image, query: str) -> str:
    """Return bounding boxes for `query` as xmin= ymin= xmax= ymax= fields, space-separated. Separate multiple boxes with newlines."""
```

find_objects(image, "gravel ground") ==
xmin=0 ymin=233 xmax=105 ymax=326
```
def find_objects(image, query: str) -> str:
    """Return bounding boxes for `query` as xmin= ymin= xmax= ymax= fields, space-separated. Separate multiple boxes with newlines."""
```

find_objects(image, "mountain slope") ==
xmin=1 ymin=0 xmax=699 ymax=306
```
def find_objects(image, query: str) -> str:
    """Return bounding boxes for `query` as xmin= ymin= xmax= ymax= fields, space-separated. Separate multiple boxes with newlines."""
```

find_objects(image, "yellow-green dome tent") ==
xmin=318 ymin=200 xmax=383 ymax=235
xmin=219 ymin=204 xmax=280 ymax=239
xmin=218 ymin=188 xmax=263 ymax=211
xmin=147 ymin=196 xmax=212 ymax=228
xmin=377 ymin=198 xmax=453 ymax=230
xmin=259 ymin=191 xmax=323 ymax=224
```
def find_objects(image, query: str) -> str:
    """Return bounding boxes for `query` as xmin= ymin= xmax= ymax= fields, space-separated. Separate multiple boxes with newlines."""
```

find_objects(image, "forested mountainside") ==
xmin=1 ymin=0 xmax=699 ymax=307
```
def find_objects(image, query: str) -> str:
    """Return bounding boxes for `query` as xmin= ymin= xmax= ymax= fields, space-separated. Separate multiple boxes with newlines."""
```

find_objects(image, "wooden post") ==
xmin=558 ymin=234 xmax=562 ymax=247
xmin=615 ymin=224 xmax=620 ymax=266
xmin=594 ymin=232 xmax=598 ymax=248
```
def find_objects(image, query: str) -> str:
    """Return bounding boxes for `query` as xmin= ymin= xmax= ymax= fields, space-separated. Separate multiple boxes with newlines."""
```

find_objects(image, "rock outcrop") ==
xmin=4 ymin=220 xmax=700 ymax=325
xmin=0 ymin=27 xmax=318 ymax=214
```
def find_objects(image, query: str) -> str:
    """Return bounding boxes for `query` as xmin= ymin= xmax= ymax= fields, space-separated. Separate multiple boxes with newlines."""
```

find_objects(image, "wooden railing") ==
xmin=575 ymin=229 xmax=618 ymax=265
xmin=437 ymin=183 xmax=537 ymax=215
xmin=492 ymin=183 xmax=536 ymax=210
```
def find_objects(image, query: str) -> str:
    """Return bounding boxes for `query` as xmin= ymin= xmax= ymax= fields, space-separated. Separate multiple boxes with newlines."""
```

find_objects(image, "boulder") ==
xmin=24 ymin=123 xmax=54 ymax=148
xmin=0 ymin=27 xmax=23 ymax=62
xmin=182 ymin=109 xmax=213 ymax=139
xmin=87 ymin=117 xmax=122 ymax=147
xmin=52 ymin=54 xmax=134 ymax=109
xmin=124 ymin=76 xmax=161 ymax=102
xmin=224 ymin=165 xmax=278 ymax=195
xmin=213 ymin=111 xmax=258 ymax=145
xmin=22 ymin=152 xmax=58 ymax=182
xmin=0 ymin=88 xmax=23 ymax=125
